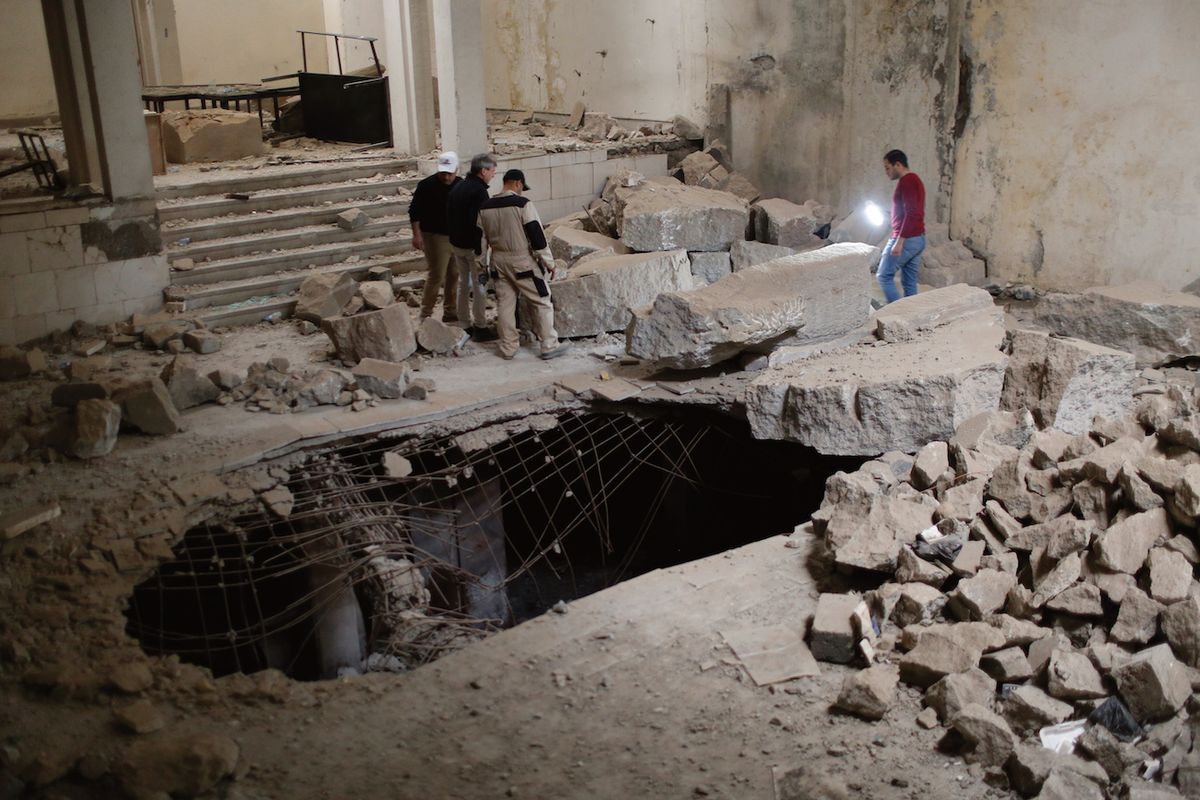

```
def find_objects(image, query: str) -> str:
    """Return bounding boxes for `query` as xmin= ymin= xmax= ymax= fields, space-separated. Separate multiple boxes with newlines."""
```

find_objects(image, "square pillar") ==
xmin=432 ymin=0 xmax=487 ymax=159
xmin=40 ymin=0 xmax=101 ymax=188
xmin=384 ymin=0 xmax=436 ymax=155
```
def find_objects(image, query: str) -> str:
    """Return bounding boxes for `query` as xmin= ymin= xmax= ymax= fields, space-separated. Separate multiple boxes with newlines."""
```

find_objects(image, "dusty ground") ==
xmin=0 ymin=308 xmax=1006 ymax=799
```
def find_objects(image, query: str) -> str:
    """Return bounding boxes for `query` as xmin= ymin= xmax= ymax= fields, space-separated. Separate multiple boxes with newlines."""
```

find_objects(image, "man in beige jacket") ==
xmin=475 ymin=169 xmax=569 ymax=360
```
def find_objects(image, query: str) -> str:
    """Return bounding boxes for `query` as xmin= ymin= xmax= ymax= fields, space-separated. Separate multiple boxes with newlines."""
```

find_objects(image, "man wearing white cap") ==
xmin=408 ymin=151 xmax=462 ymax=322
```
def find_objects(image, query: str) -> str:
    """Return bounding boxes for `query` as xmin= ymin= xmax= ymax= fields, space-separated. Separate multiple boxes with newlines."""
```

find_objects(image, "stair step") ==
xmin=169 ymin=234 xmax=413 ymax=285
xmin=169 ymin=254 xmax=426 ymax=311
xmin=170 ymin=216 xmax=411 ymax=264
xmin=156 ymin=157 xmax=417 ymax=201
xmin=162 ymin=197 xmax=410 ymax=243
xmin=157 ymin=177 xmax=416 ymax=223
xmin=197 ymin=271 xmax=425 ymax=329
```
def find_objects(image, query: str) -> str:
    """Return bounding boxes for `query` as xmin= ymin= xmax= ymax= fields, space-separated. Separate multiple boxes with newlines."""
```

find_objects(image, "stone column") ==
xmin=40 ymin=0 xmax=101 ymax=188
xmin=432 ymin=0 xmax=487 ymax=159
xmin=383 ymin=0 xmax=436 ymax=155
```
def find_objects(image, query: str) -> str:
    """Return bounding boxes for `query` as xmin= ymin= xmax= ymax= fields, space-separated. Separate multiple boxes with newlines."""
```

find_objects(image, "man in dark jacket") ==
xmin=408 ymin=151 xmax=461 ymax=321
xmin=447 ymin=153 xmax=498 ymax=340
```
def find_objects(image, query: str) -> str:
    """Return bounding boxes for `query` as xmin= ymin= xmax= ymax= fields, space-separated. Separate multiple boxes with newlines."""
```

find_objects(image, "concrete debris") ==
xmin=553 ymin=249 xmax=692 ymax=338
xmin=114 ymin=378 xmax=182 ymax=435
xmin=924 ymin=667 xmax=994 ymax=721
xmin=951 ymin=703 xmax=1015 ymax=766
xmin=834 ymin=663 xmax=898 ymax=720
xmin=416 ymin=317 xmax=468 ymax=354
xmin=617 ymin=180 xmax=749 ymax=252
xmin=352 ymin=358 xmax=409 ymax=399
xmin=1112 ymin=643 xmax=1191 ymax=722
xmin=0 ymin=502 xmax=61 ymax=540
xmin=1046 ymin=649 xmax=1106 ymax=700
xmin=337 ymin=207 xmax=370 ymax=231
xmin=729 ymin=239 xmax=796 ymax=272
xmin=160 ymin=356 xmax=220 ymax=410
xmin=950 ymin=569 xmax=1017 ymax=620
xmin=182 ymin=329 xmax=221 ymax=355
xmin=809 ymin=593 xmax=859 ymax=664
xmin=920 ymin=224 xmax=987 ymax=287
xmin=117 ymin=732 xmax=239 ymax=797
xmin=677 ymin=151 xmax=722 ymax=186
xmin=979 ymin=645 xmax=1033 ymax=682
xmin=1006 ymin=743 xmax=1107 ymax=798
xmin=873 ymin=284 xmax=1000 ymax=343
xmin=260 ymin=485 xmax=294 ymax=519
xmin=161 ymin=109 xmax=263 ymax=163
xmin=295 ymin=272 xmax=358 ymax=323
xmin=358 ymin=280 xmax=395 ymax=310
xmin=71 ymin=398 xmax=121 ymax=459
xmin=1001 ymin=329 xmax=1136 ymax=435
xmin=746 ymin=298 xmax=1006 ymax=455
xmin=1002 ymin=684 xmax=1073 ymax=732
xmin=687 ymin=251 xmax=732 ymax=285
xmin=323 ymin=303 xmax=417 ymax=364
xmin=142 ymin=319 xmax=194 ymax=350
xmin=629 ymin=242 xmax=873 ymax=371
xmin=1111 ymin=587 xmax=1161 ymax=644
xmin=671 ymin=114 xmax=704 ymax=140
xmin=899 ymin=635 xmax=977 ymax=688
xmin=549 ymin=228 xmax=630 ymax=264
xmin=893 ymin=583 xmax=947 ymax=626
xmin=383 ymin=452 xmax=413 ymax=479
xmin=1094 ymin=507 xmax=1170 ymax=575
xmin=1161 ymin=595 xmax=1200 ymax=667
xmin=751 ymin=198 xmax=833 ymax=249
xmin=716 ymin=172 xmax=761 ymax=203
xmin=1149 ymin=547 xmax=1192 ymax=604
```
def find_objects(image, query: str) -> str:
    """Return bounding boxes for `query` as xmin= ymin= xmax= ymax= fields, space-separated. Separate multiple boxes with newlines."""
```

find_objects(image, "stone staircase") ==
xmin=157 ymin=157 xmax=428 ymax=327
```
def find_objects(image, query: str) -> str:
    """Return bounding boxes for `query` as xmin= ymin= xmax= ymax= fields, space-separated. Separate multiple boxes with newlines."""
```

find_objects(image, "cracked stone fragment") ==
xmin=1046 ymin=649 xmax=1106 ymax=700
xmin=1112 ymin=643 xmax=1190 ymax=722
xmin=950 ymin=569 xmax=1017 ymax=620
xmin=834 ymin=663 xmax=898 ymax=721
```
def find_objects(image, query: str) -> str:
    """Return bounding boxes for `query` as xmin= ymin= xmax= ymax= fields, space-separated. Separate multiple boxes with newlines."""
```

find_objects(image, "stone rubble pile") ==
xmin=801 ymin=337 xmax=1200 ymax=796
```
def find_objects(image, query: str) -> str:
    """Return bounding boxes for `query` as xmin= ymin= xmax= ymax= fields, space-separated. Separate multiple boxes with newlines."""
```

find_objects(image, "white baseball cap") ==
xmin=436 ymin=152 xmax=459 ymax=173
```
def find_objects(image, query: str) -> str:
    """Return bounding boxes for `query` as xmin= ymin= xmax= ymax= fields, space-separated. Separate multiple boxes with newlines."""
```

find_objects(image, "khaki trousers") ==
xmin=419 ymin=233 xmax=458 ymax=320
xmin=490 ymin=253 xmax=559 ymax=358
xmin=450 ymin=246 xmax=488 ymax=328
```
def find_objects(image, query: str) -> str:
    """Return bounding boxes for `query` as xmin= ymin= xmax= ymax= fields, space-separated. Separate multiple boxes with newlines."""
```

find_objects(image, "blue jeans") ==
xmin=876 ymin=235 xmax=925 ymax=303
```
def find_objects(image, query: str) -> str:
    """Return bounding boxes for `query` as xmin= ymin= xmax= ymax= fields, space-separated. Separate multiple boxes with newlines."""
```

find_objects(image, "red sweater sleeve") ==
xmin=891 ymin=173 xmax=926 ymax=238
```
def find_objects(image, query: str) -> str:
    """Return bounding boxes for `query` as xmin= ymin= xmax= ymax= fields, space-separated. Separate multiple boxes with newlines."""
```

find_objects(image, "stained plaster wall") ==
xmin=951 ymin=0 xmax=1200 ymax=290
xmin=481 ymin=0 xmax=1200 ymax=291
xmin=0 ymin=2 xmax=58 ymax=123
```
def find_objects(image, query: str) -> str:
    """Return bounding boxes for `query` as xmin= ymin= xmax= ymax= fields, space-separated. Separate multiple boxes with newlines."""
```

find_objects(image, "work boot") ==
xmin=539 ymin=343 xmax=570 ymax=361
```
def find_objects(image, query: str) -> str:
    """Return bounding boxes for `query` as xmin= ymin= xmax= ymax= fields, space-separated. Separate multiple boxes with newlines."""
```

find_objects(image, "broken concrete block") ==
xmin=295 ymin=272 xmax=358 ymax=324
xmin=1149 ymin=547 xmax=1192 ymax=604
xmin=1111 ymin=587 xmax=1161 ymax=645
xmin=729 ymin=239 xmax=795 ymax=272
xmin=1059 ymin=435 xmax=1145 ymax=485
xmin=1001 ymin=329 xmax=1136 ymax=435
xmin=71 ymin=398 xmax=121 ymax=459
xmin=351 ymin=358 xmax=409 ymax=399
xmin=142 ymin=320 xmax=194 ymax=350
xmin=1161 ymin=595 xmax=1200 ymax=667
xmin=745 ymin=303 xmax=1007 ymax=455
xmin=899 ymin=621 xmax=1005 ymax=657
xmin=809 ymin=593 xmax=859 ymax=664
xmin=716 ymin=171 xmax=761 ymax=203
xmin=1175 ymin=463 xmax=1200 ymax=517
xmin=686 ymin=251 xmax=732 ymax=285
xmin=1044 ymin=583 xmax=1104 ymax=616
xmin=295 ymin=370 xmax=345 ymax=406
xmin=1120 ymin=464 xmax=1164 ymax=511
xmin=923 ymin=667 xmax=994 ymax=721
xmin=1006 ymin=743 xmax=1108 ymax=798
xmin=677 ymin=151 xmax=721 ymax=185
xmin=161 ymin=109 xmax=263 ymax=163
xmin=549 ymin=228 xmax=631 ymax=264
xmin=1031 ymin=551 xmax=1082 ymax=609
xmin=1031 ymin=281 xmax=1200 ymax=365
xmin=1046 ymin=649 xmax=1106 ymax=700
xmin=1093 ymin=507 xmax=1171 ymax=575
xmin=404 ymin=378 xmax=433 ymax=400
xmin=1034 ymin=768 xmax=1106 ymax=800
xmin=951 ymin=539 xmax=985 ymax=577
xmin=951 ymin=703 xmax=1015 ymax=767
xmin=114 ymin=378 xmax=182 ymax=435
xmin=950 ymin=569 xmax=1017 ymax=621
xmin=181 ymin=329 xmax=221 ymax=355
xmin=160 ymin=356 xmax=220 ymax=410
xmin=895 ymin=546 xmax=951 ymax=587
xmin=820 ymin=485 xmax=938 ymax=573
xmin=751 ymin=198 xmax=832 ymax=249
xmin=629 ymin=243 xmax=872 ymax=371
xmin=322 ymin=304 xmax=417 ymax=364
xmin=336 ymin=208 xmax=370 ymax=231
xmin=892 ymin=583 xmax=947 ymax=627
xmin=670 ymin=114 xmax=703 ymax=140
xmin=1002 ymin=685 xmax=1073 ymax=732
xmin=617 ymin=181 xmax=749 ymax=252
xmin=874 ymin=285 xmax=998 ymax=344
xmin=900 ymin=636 xmax=977 ymax=688
xmin=979 ymin=646 xmax=1033 ymax=683
xmin=988 ymin=614 xmax=1050 ymax=648
xmin=911 ymin=441 xmax=950 ymax=490
xmin=938 ymin=477 xmax=987 ymax=523
xmin=416 ymin=317 xmax=468 ymax=354
xmin=357 ymin=281 xmax=394 ymax=310
xmin=207 ymin=369 xmax=242 ymax=391
xmin=553 ymin=250 xmax=693 ymax=338
xmin=1112 ymin=643 xmax=1191 ymax=722
xmin=834 ymin=663 xmax=898 ymax=721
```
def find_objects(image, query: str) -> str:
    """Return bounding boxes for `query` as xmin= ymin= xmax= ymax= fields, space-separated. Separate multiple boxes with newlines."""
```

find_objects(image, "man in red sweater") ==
xmin=877 ymin=149 xmax=926 ymax=303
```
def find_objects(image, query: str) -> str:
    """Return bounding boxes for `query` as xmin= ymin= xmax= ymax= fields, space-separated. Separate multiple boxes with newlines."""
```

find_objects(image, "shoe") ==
xmin=539 ymin=343 xmax=570 ymax=360
xmin=470 ymin=326 xmax=499 ymax=342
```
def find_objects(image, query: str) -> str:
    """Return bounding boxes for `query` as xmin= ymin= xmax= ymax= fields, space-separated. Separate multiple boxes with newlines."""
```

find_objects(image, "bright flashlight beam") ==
xmin=864 ymin=201 xmax=884 ymax=227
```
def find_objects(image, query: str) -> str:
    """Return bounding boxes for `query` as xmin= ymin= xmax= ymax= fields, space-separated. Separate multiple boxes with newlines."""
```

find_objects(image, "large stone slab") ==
xmin=1031 ymin=281 xmax=1200 ymax=365
xmin=322 ymin=304 xmax=417 ymax=364
xmin=617 ymin=181 xmax=749 ymax=252
xmin=552 ymin=250 xmax=692 ymax=338
xmin=751 ymin=198 xmax=833 ymax=248
xmin=730 ymin=240 xmax=796 ymax=272
xmin=549 ymin=229 xmax=631 ymax=264
xmin=626 ymin=243 xmax=874 ymax=370
xmin=921 ymin=224 xmax=987 ymax=287
xmin=873 ymin=284 xmax=999 ymax=343
xmin=1001 ymin=329 xmax=1136 ymax=435
xmin=162 ymin=109 xmax=263 ymax=164
xmin=746 ymin=309 xmax=1008 ymax=455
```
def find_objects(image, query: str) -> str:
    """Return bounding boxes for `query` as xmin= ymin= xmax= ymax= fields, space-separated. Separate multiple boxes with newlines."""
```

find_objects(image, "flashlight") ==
xmin=864 ymin=201 xmax=885 ymax=227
